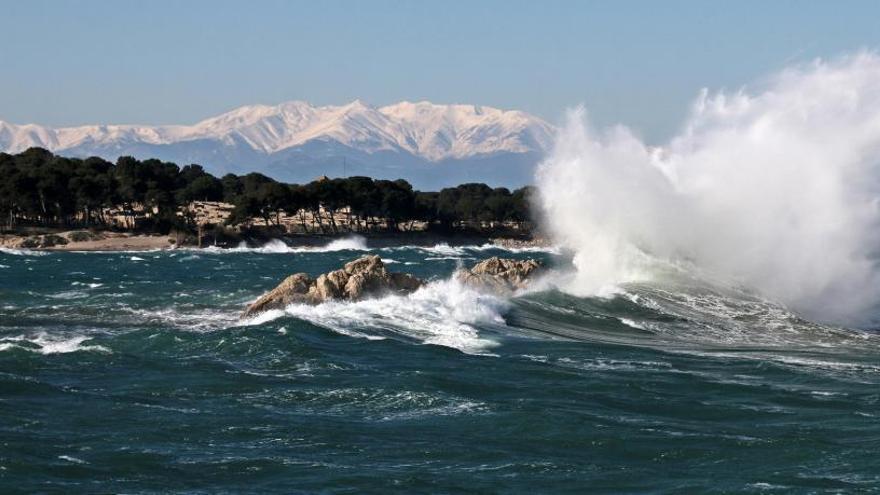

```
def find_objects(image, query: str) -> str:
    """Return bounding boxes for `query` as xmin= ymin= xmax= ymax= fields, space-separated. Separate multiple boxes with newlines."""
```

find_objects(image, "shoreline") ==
xmin=0 ymin=229 xmax=550 ymax=253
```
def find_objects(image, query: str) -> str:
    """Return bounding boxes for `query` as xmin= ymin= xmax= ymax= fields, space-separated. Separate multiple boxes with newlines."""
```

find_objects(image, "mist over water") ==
xmin=537 ymin=52 xmax=880 ymax=327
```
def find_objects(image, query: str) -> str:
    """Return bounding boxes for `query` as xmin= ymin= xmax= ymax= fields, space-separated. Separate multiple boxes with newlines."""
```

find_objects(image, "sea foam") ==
xmin=243 ymin=278 xmax=507 ymax=355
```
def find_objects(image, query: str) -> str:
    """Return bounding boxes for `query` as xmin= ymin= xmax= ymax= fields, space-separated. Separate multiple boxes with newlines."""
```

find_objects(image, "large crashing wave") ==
xmin=536 ymin=52 xmax=880 ymax=328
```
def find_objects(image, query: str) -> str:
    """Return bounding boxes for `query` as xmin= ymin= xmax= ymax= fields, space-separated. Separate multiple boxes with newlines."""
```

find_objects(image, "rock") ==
xmin=313 ymin=273 xmax=343 ymax=300
xmin=388 ymin=272 xmax=423 ymax=292
xmin=455 ymin=257 xmax=544 ymax=295
xmin=343 ymin=255 xmax=383 ymax=275
xmin=242 ymin=255 xmax=423 ymax=317
xmin=17 ymin=234 xmax=69 ymax=249
xmin=243 ymin=273 xmax=317 ymax=315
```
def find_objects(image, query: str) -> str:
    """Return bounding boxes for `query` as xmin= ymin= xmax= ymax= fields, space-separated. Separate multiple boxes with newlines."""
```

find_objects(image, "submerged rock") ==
xmin=455 ymin=256 xmax=544 ymax=295
xmin=242 ymin=255 xmax=423 ymax=317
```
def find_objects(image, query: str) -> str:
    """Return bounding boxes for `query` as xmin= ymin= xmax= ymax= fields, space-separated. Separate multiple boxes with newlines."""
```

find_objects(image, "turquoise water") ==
xmin=1 ymin=243 xmax=879 ymax=493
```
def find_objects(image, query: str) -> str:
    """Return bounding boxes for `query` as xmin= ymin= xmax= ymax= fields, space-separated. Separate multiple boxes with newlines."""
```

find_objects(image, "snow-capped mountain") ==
xmin=0 ymin=100 xmax=555 ymax=188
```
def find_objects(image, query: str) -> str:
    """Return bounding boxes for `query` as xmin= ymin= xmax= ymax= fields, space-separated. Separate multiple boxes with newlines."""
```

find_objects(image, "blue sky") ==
xmin=2 ymin=0 xmax=879 ymax=142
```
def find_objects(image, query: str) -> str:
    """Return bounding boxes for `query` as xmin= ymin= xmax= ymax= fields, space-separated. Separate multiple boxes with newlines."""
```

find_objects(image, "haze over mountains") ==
xmin=0 ymin=100 xmax=555 ymax=188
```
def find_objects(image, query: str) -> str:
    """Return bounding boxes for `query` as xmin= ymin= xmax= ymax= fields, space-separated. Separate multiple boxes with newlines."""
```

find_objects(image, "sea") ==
xmin=1 ymin=239 xmax=879 ymax=493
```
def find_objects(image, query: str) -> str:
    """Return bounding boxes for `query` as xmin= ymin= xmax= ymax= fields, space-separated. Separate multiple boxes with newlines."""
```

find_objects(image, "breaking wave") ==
xmin=0 ymin=333 xmax=110 ymax=354
xmin=243 ymin=278 xmax=509 ymax=355
xmin=201 ymin=236 xmax=369 ymax=254
xmin=381 ymin=243 xmax=560 ymax=257
xmin=536 ymin=52 xmax=880 ymax=328
xmin=0 ymin=247 xmax=49 ymax=256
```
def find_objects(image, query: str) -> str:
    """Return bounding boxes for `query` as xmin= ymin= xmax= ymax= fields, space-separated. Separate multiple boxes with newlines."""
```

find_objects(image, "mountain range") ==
xmin=0 ymin=100 xmax=556 ymax=188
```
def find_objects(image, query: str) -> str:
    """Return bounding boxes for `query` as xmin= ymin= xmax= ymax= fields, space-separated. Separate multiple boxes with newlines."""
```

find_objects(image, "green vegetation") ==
xmin=0 ymin=148 xmax=534 ymax=234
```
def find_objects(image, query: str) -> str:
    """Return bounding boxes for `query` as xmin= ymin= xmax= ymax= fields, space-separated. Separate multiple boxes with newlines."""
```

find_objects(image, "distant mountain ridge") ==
xmin=0 ymin=100 xmax=556 ymax=188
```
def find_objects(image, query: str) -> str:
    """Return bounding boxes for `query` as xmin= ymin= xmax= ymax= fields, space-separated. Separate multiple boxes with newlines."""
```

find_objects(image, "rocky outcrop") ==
xmin=455 ymin=256 xmax=544 ymax=295
xmin=16 ymin=234 xmax=69 ymax=249
xmin=242 ymin=255 xmax=422 ymax=317
xmin=243 ymin=255 xmax=543 ymax=318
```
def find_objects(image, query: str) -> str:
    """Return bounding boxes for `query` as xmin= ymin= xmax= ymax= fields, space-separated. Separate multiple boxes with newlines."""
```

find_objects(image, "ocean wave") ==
xmin=0 ymin=333 xmax=110 ymax=354
xmin=616 ymin=282 xmax=876 ymax=350
xmin=0 ymin=247 xmax=49 ymax=256
xmin=45 ymin=290 xmax=90 ymax=300
xmin=70 ymin=282 xmax=104 ymax=289
xmin=239 ymin=387 xmax=489 ymax=421
xmin=252 ymin=239 xmax=560 ymax=257
xmin=381 ymin=242 xmax=560 ymax=258
xmin=507 ymin=269 xmax=880 ymax=360
xmin=117 ymin=306 xmax=241 ymax=332
xmin=199 ymin=236 xmax=370 ymax=254
xmin=469 ymin=243 xmax=562 ymax=254
xmin=243 ymin=278 xmax=508 ymax=355
xmin=522 ymin=354 xmax=673 ymax=372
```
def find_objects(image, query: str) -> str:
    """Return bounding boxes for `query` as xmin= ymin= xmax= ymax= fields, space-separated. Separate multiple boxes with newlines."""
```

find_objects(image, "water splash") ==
xmin=537 ymin=52 xmax=880 ymax=327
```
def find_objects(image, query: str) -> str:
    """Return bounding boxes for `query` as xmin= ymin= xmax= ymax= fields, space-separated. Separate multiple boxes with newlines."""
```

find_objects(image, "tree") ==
xmin=485 ymin=187 xmax=513 ymax=224
xmin=376 ymin=179 xmax=415 ymax=231
xmin=114 ymin=156 xmax=148 ymax=228
xmin=180 ymin=175 xmax=223 ymax=203
xmin=221 ymin=174 xmax=243 ymax=203
xmin=0 ymin=148 xmax=537 ymax=236
xmin=70 ymin=156 xmax=114 ymax=226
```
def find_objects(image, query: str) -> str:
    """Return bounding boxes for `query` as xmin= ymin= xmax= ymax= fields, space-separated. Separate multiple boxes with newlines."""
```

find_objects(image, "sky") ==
xmin=2 ymin=0 xmax=879 ymax=143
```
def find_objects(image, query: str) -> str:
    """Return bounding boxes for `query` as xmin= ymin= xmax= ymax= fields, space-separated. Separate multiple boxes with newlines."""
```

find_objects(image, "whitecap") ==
xmin=0 ymin=333 xmax=111 ymax=354
xmin=619 ymin=317 xmax=647 ymax=330
xmin=46 ymin=290 xmax=89 ymax=300
xmin=321 ymin=235 xmax=369 ymax=251
xmin=470 ymin=243 xmax=562 ymax=254
xmin=0 ymin=247 xmax=48 ymax=256
xmin=71 ymin=282 xmax=104 ymax=289
xmin=248 ymin=277 xmax=506 ymax=355
xmin=199 ymin=235 xmax=369 ymax=254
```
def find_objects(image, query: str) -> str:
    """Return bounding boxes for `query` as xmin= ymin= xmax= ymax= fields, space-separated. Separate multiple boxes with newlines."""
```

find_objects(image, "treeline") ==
xmin=0 ymin=148 xmax=534 ymax=234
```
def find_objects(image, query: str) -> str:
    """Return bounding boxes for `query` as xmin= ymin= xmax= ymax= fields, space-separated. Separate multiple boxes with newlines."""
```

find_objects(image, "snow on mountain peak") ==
xmin=0 ymin=100 xmax=555 ymax=161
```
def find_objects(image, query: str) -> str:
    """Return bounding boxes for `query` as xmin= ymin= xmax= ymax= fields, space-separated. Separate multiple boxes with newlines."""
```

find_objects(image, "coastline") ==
xmin=0 ymin=229 xmax=550 ymax=252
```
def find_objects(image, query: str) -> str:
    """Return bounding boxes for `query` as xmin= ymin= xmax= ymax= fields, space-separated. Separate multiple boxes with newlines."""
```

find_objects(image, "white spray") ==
xmin=536 ymin=52 xmax=880 ymax=327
